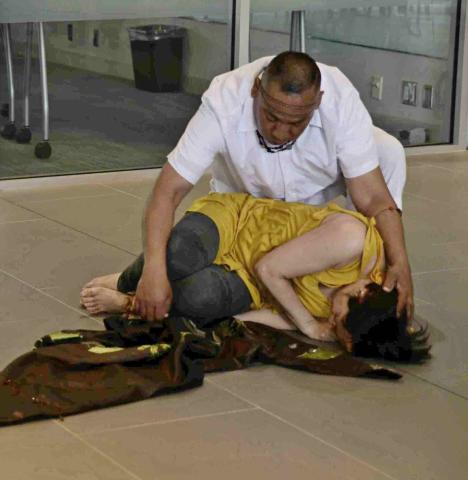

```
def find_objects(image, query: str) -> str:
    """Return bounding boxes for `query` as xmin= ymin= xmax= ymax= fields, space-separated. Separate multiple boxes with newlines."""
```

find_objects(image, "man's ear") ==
xmin=251 ymin=77 xmax=261 ymax=98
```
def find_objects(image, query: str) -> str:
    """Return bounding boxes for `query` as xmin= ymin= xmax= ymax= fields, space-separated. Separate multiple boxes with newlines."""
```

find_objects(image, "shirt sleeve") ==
xmin=336 ymin=88 xmax=379 ymax=179
xmin=167 ymin=99 xmax=225 ymax=185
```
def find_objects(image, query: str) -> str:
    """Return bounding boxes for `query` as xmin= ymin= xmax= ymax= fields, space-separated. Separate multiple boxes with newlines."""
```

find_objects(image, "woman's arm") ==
xmin=234 ymin=309 xmax=336 ymax=341
xmin=254 ymin=213 xmax=366 ymax=340
xmin=234 ymin=309 xmax=295 ymax=330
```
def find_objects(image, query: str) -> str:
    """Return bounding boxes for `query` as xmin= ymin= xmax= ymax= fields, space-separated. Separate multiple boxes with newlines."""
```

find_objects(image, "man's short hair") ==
xmin=262 ymin=51 xmax=321 ymax=94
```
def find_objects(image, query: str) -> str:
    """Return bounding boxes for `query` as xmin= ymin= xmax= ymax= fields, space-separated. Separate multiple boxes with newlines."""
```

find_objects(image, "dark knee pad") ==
xmin=167 ymin=212 xmax=220 ymax=280
xmin=171 ymin=265 xmax=251 ymax=325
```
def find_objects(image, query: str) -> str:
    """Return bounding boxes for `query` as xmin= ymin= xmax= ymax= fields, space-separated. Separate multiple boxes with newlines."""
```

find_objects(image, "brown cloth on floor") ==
xmin=0 ymin=316 xmax=400 ymax=426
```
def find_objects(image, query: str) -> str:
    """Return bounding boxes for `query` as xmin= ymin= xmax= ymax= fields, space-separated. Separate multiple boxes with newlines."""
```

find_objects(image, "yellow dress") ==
xmin=187 ymin=192 xmax=385 ymax=318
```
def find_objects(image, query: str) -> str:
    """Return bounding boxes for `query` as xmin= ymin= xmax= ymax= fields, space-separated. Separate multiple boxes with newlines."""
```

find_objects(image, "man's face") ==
xmin=251 ymin=77 xmax=323 ymax=146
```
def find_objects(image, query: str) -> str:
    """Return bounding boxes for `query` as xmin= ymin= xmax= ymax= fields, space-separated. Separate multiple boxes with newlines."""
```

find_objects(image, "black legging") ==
xmin=117 ymin=212 xmax=252 ymax=326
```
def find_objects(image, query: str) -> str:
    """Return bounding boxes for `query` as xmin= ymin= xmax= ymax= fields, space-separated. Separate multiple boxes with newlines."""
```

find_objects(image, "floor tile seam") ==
xmin=425 ymin=163 xmax=468 ymax=173
xmin=403 ymin=191 xmax=449 ymax=205
xmin=396 ymin=370 xmax=468 ymax=402
xmin=406 ymin=163 xmax=428 ymax=169
xmin=431 ymin=239 xmax=468 ymax=246
xmin=205 ymin=378 xmax=398 ymax=480
xmin=96 ymin=183 xmax=146 ymax=200
xmin=16 ymin=192 xmax=125 ymax=205
xmin=0 ymin=168 xmax=161 ymax=191
xmin=0 ymin=267 xmax=102 ymax=327
xmin=54 ymin=420 xmax=147 ymax=480
xmin=412 ymin=265 xmax=468 ymax=276
xmin=80 ymin=406 xmax=261 ymax=435
xmin=0 ymin=218 xmax=44 ymax=225
xmin=0 ymin=195 xmax=139 ymax=257
xmin=413 ymin=296 xmax=434 ymax=306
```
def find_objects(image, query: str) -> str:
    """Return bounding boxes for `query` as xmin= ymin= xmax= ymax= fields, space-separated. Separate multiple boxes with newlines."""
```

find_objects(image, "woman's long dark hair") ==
xmin=346 ymin=283 xmax=431 ymax=362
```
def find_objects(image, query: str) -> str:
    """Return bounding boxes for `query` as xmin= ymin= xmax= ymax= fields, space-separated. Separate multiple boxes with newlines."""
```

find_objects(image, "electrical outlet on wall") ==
xmin=422 ymin=85 xmax=433 ymax=109
xmin=371 ymin=75 xmax=383 ymax=100
xmin=402 ymin=81 xmax=418 ymax=106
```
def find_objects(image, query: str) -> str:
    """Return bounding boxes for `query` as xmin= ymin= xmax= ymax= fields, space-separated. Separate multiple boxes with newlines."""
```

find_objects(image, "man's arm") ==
xmin=345 ymin=167 xmax=414 ymax=321
xmin=135 ymin=163 xmax=193 ymax=321
xmin=136 ymin=94 xmax=226 ymax=321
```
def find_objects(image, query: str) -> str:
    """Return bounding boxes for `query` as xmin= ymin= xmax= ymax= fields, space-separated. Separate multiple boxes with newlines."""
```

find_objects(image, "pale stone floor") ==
xmin=0 ymin=151 xmax=467 ymax=479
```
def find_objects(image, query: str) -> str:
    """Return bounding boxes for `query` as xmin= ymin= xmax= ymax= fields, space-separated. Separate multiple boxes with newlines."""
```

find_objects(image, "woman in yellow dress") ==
xmin=80 ymin=192 xmax=428 ymax=360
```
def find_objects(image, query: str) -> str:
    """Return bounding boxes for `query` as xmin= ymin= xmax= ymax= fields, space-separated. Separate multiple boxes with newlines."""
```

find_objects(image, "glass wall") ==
xmin=0 ymin=2 xmax=232 ymax=179
xmin=0 ymin=0 xmax=465 ymax=180
xmin=249 ymin=0 xmax=462 ymax=146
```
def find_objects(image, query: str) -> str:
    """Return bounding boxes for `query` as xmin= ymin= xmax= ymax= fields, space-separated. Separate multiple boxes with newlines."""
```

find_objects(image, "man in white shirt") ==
xmin=135 ymin=51 xmax=413 ymax=324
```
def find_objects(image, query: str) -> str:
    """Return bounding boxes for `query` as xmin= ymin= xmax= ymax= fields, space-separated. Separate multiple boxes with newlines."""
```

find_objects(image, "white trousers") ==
xmin=346 ymin=126 xmax=406 ymax=211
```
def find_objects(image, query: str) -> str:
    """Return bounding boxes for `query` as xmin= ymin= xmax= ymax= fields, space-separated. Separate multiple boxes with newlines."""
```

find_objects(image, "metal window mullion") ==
xmin=455 ymin=0 xmax=468 ymax=148
xmin=232 ymin=0 xmax=250 ymax=68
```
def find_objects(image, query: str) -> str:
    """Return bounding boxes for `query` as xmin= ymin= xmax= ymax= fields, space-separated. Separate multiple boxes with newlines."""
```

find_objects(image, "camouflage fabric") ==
xmin=0 ymin=316 xmax=400 ymax=426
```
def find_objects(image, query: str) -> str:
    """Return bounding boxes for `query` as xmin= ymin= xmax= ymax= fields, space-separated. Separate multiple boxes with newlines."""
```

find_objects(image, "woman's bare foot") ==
xmin=82 ymin=273 xmax=121 ymax=291
xmin=80 ymin=286 xmax=130 ymax=315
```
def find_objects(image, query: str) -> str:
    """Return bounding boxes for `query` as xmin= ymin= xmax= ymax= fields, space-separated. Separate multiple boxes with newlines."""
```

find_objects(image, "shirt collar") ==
xmin=237 ymin=96 xmax=323 ymax=132
xmin=309 ymin=109 xmax=322 ymax=129
xmin=237 ymin=96 xmax=257 ymax=132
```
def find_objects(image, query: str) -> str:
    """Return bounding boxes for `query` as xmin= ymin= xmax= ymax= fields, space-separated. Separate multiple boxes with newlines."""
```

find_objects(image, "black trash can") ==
xmin=128 ymin=25 xmax=186 ymax=92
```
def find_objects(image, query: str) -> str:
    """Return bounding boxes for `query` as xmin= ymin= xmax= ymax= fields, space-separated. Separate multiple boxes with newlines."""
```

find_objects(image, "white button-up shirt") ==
xmin=168 ymin=56 xmax=379 ymax=205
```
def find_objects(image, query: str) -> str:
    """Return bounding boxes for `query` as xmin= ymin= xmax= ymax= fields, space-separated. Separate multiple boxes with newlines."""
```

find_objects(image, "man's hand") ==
xmin=345 ymin=167 xmax=414 ymax=324
xmin=134 ymin=268 xmax=172 ymax=322
xmin=382 ymin=261 xmax=414 ymax=322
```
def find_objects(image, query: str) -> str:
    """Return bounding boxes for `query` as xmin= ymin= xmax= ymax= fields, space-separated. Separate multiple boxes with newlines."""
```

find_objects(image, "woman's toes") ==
xmin=81 ymin=288 xmax=92 ymax=298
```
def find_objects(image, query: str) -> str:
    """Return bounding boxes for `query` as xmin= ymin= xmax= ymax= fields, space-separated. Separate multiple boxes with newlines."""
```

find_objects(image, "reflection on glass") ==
xmin=0 ymin=5 xmax=231 ymax=179
xmin=250 ymin=1 xmax=461 ymax=146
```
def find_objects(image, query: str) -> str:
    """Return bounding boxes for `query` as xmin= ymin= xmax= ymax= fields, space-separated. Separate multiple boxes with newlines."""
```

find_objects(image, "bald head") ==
xmin=262 ymin=51 xmax=321 ymax=95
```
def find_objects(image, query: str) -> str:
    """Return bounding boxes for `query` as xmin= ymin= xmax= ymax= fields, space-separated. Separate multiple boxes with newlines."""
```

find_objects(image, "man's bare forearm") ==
xmin=142 ymin=164 xmax=194 ymax=271
xmin=373 ymin=209 xmax=409 ymax=268
xmin=142 ymin=192 xmax=177 ymax=273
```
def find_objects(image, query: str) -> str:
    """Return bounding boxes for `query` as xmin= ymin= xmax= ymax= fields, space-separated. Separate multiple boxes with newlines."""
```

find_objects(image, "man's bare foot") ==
xmin=81 ymin=286 xmax=130 ymax=315
xmin=82 ymin=273 xmax=121 ymax=291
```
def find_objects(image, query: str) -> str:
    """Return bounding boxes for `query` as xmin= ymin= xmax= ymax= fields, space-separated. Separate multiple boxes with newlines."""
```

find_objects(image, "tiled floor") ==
xmin=0 ymin=152 xmax=467 ymax=479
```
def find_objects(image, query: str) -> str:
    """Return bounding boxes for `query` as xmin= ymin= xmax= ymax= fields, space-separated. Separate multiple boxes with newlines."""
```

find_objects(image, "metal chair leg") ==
xmin=16 ymin=22 xmax=33 ymax=144
xmin=1 ymin=24 xmax=16 ymax=139
xmin=34 ymin=22 xmax=51 ymax=159
xmin=0 ymin=103 xmax=9 ymax=118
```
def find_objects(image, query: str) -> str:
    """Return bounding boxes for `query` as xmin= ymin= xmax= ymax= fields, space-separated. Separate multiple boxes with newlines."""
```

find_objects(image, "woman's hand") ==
xmin=299 ymin=318 xmax=337 ymax=342
xmin=328 ymin=279 xmax=371 ymax=353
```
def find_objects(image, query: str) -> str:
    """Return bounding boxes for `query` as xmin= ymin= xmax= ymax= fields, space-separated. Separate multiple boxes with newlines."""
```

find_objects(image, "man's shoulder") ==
xmin=317 ymin=61 xmax=356 ymax=99
xmin=202 ymin=56 xmax=273 ymax=119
